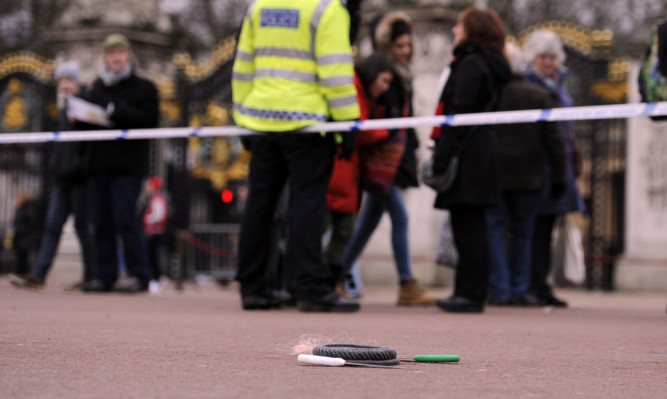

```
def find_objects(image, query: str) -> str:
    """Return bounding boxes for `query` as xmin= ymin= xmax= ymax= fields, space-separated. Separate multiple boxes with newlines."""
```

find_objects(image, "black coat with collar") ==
xmin=433 ymin=42 xmax=512 ymax=209
xmin=495 ymin=77 xmax=567 ymax=191
xmin=83 ymin=72 xmax=159 ymax=177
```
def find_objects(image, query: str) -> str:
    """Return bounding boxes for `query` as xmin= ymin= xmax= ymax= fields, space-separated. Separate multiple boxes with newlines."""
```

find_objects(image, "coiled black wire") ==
xmin=312 ymin=344 xmax=399 ymax=366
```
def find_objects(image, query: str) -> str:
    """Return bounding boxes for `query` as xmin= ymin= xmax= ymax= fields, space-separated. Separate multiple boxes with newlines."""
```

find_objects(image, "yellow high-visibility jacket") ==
xmin=232 ymin=0 xmax=360 ymax=132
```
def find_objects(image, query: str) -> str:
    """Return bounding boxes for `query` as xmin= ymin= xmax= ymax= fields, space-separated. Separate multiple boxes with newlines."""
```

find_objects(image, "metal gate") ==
xmin=0 ymin=55 xmax=56 ymax=272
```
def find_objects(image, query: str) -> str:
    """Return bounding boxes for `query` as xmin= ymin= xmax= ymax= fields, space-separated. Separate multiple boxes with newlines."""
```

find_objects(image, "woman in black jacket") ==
xmin=431 ymin=7 xmax=512 ymax=313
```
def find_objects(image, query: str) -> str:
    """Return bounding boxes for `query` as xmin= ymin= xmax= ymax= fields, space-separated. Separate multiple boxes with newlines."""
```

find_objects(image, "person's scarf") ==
xmin=392 ymin=61 xmax=413 ymax=99
xmin=101 ymin=64 xmax=132 ymax=87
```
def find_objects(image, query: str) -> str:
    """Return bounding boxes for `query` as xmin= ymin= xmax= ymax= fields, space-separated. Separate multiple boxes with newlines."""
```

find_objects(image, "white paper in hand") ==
xmin=67 ymin=96 xmax=111 ymax=127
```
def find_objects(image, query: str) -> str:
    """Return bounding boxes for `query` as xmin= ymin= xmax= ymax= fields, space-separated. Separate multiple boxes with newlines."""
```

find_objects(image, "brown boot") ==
xmin=335 ymin=277 xmax=355 ymax=300
xmin=397 ymin=278 xmax=436 ymax=306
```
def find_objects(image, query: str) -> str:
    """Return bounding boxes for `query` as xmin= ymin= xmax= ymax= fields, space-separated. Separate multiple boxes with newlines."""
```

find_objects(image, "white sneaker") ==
xmin=149 ymin=280 xmax=162 ymax=294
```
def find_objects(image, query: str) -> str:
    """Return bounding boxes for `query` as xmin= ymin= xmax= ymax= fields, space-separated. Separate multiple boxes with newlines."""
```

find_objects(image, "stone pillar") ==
xmin=615 ymin=61 xmax=667 ymax=291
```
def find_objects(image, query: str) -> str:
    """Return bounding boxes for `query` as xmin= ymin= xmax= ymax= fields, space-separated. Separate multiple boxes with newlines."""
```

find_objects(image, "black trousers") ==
xmin=531 ymin=214 xmax=558 ymax=297
xmin=449 ymin=204 xmax=490 ymax=303
xmin=146 ymin=233 xmax=167 ymax=281
xmin=236 ymin=133 xmax=335 ymax=301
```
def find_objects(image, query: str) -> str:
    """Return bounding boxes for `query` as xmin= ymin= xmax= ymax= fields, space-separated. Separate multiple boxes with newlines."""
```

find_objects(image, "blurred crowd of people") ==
xmin=7 ymin=0 xmax=587 ymax=314
xmin=231 ymin=1 xmax=582 ymax=313
xmin=9 ymin=33 xmax=170 ymax=294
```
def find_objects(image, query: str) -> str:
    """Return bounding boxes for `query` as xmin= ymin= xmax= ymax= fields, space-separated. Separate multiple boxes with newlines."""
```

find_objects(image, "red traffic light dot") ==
xmin=221 ymin=189 xmax=234 ymax=203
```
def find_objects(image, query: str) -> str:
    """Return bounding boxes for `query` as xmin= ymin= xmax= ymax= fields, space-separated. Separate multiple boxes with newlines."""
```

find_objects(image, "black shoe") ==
xmin=82 ymin=280 xmax=113 ymax=293
xmin=9 ymin=274 xmax=44 ymax=289
xmin=241 ymin=294 xmax=282 ymax=310
xmin=114 ymin=276 xmax=149 ymax=293
xmin=540 ymin=293 xmax=568 ymax=308
xmin=298 ymin=292 xmax=360 ymax=313
xmin=436 ymin=295 xmax=484 ymax=313
xmin=62 ymin=281 xmax=84 ymax=292
xmin=509 ymin=293 xmax=544 ymax=307
xmin=272 ymin=289 xmax=297 ymax=307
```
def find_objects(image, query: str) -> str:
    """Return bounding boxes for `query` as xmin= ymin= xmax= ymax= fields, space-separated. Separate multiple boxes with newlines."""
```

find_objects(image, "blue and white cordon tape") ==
xmin=1 ymin=102 xmax=666 ymax=144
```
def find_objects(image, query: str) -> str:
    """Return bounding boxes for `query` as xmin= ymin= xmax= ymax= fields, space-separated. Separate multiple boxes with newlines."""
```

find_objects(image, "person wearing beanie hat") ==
xmin=100 ymin=33 xmax=134 ymax=87
xmin=54 ymin=61 xmax=81 ymax=87
xmin=10 ymin=60 xmax=95 ymax=292
xmin=74 ymin=32 xmax=159 ymax=293
xmin=104 ymin=33 xmax=132 ymax=54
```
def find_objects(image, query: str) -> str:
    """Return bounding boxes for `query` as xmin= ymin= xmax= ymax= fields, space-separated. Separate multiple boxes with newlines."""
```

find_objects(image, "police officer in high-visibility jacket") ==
xmin=233 ymin=0 xmax=361 ymax=312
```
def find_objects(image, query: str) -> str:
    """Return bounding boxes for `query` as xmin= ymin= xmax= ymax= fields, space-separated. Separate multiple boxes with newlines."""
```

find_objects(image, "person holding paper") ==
xmin=79 ymin=33 xmax=159 ymax=293
xmin=9 ymin=61 xmax=95 ymax=291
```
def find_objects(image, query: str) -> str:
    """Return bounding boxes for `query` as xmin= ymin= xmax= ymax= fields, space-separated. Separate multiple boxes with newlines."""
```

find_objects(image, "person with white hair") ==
xmin=522 ymin=30 xmax=585 ymax=307
xmin=485 ymin=43 xmax=567 ymax=307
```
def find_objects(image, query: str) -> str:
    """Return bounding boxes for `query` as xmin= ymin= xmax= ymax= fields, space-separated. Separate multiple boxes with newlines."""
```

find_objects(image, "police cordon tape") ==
xmin=2 ymin=101 xmax=667 ymax=144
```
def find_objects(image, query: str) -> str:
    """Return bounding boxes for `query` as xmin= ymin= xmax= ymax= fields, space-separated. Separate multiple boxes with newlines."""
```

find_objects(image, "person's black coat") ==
xmin=433 ymin=42 xmax=512 ymax=209
xmin=83 ymin=72 xmax=159 ymax=177
xmin=13 ymin=199 xmax=42 ymax=251
xmin=495 ymin=77 xmax=567 ymax=191
xmin=379 ymin=72 xmax=420 ymax=189
xmin=51 ymin=99 xmax=87 ymax=184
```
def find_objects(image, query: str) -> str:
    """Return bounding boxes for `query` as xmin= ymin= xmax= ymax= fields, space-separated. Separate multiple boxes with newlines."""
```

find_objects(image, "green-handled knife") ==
xmin=401 ymin=355 xmax=460 ymax=363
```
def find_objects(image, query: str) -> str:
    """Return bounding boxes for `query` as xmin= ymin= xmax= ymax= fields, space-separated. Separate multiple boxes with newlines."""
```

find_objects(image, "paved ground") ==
xmin=1 ymin=267 xmax=665 ymax=399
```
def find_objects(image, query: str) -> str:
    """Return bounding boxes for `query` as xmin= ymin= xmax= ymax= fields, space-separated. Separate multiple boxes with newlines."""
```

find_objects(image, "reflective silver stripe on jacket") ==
xmin=235 ymin=50 xmax=254 ymax=62
xmin=255 ymin=69 xmax=317 ymax=82
xmin=321 ymin=75 xmax=354 ymax=87
xmin=310 ymin=0 xmax=335 ymax=56
xmin=317 ymin=53 xmax=353 ymax=65
xmin=253 ymin=48 xmax=351 ymax=65
xmin=329 ymin=95 xmax=358 ymax=108
xmin=255 ymin=47 xmax=312 ymax=60
xmin=232 ymin=71 xmax=254 ymax=82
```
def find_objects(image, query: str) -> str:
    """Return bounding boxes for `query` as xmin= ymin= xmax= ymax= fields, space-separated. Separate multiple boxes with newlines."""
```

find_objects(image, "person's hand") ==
xmin=338 ymin=131 xmax=358 ymax=160
xmin=551 ymin=181 xmax=566 ymax=200
xmin=241 ymin=136 xmax=254 ymax=152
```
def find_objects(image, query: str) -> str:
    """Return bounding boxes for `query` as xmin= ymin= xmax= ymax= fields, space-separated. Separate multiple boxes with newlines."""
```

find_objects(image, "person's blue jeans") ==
xmin=88 ymin=175 xmax=149 ymax=284
xmin=32 ymin=183 xmax=94 ymax=282
xmin=343 ymin=184 xmax=412 ymax=282
xmin=486 ymin=190 xmax=542 ymax=300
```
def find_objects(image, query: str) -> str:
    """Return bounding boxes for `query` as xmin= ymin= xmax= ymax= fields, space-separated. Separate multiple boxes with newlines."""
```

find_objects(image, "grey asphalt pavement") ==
xmin=1 ymin=269 xmax=665 ymax=399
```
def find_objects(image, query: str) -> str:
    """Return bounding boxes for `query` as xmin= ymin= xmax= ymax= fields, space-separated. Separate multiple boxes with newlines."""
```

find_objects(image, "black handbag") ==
xmin=421 ymin=154 xmax=459 ymax=193
xmin=422 ymin=88 xmax=499 ymax=193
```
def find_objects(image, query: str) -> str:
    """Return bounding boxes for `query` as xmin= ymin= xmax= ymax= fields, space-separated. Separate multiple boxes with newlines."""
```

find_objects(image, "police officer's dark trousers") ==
xmin=236 ymin=133 xmax=335 ymax=301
